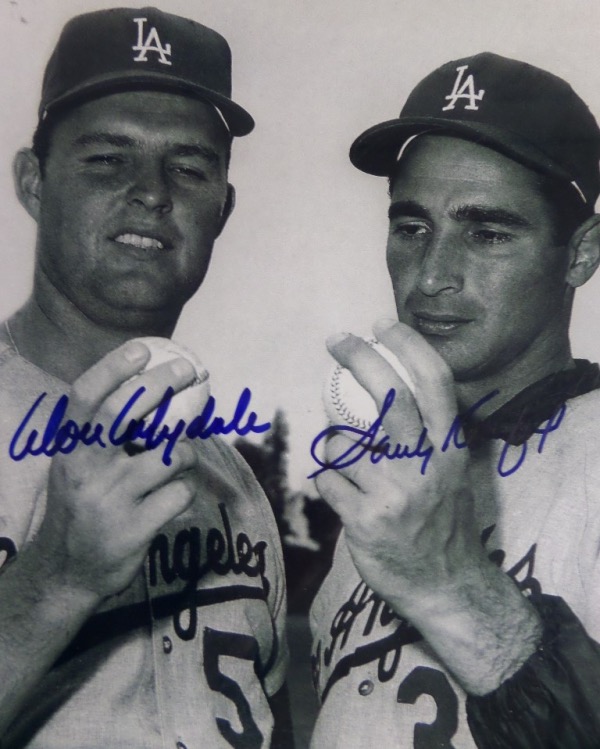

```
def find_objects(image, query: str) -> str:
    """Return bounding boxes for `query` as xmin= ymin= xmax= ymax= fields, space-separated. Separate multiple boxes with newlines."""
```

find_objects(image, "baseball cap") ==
xmin=39 ymin=7 xmax=254 ymax=136
xmin=350 ymin=52 xmax=600 ymax=205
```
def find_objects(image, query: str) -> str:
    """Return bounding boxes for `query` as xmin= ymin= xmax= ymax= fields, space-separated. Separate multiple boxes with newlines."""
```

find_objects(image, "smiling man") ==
xmin=0 ymin=8 xmax=289 ymax=748
xmin=310 ymin=53 xmax=600 ymax=747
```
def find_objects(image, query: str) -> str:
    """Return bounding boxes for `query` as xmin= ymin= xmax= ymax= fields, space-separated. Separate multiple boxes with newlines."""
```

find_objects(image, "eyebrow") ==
xmin=452 ymin=204 xmax=532 ymax=228
xmin=388 ymin=200 xmax=431 ymax=221
xmin=72 ymin=133 xmax=221 ymax=164
xmin=170 ymin=144 xmax=220 ymax=165
xmin=388 ymin=200 xmax=532 ymax=228
xmin=73 ymin=133 xmax=137 ymax=149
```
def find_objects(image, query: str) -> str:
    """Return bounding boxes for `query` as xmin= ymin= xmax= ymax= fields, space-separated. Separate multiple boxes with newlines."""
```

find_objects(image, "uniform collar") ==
xmin=461 ymin=359 xmax=600 ymax=447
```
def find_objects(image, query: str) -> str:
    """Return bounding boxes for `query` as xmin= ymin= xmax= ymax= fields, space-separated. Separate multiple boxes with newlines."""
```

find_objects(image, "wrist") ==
xmin=391 ymin=558 xmax=543 ymax=695
xmin=18 ymin=539 xmax=104 ymax=620
xmin=384 ymin=541 xmax=491 ymax=620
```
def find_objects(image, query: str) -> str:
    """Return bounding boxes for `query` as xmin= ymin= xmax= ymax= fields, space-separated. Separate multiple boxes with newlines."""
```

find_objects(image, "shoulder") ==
xmin=190 ymin=434 xmax=286 ymax=562
xmin=565 ymin=387 xmax=600 ymax=422
xmin=197 ymin=434 xmax=273 ymax=507
xmin=0 ymin=318 xmax=65 ymax=397
xmin=560 ymin=389 xmax=600 ymax=456
xmin=0 ymin=319 xmax=18 ymax=371
xmin=192 ymin=436 xmax=289 ymax=646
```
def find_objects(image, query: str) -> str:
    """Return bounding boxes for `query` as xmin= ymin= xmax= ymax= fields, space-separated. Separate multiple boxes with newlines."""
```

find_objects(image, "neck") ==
xmin=8 ymin=272 xmax=179 ymax=384
xmin=454 ymin=336 xmax=574 ymax=419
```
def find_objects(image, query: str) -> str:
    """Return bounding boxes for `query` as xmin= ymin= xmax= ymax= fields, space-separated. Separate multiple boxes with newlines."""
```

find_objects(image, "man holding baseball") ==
xmin=0 ymin=8 xmax=289 ymax=748
xmin=311 ymin=53 xmax=600 ymax=747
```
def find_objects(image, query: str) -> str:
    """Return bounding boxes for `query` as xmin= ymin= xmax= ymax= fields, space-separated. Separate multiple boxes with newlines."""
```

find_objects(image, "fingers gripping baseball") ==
xmin=66 ymin=341 xmax=151 ymax=423
xmin=326 ymin=331 xmax=423 ymax=444
xmin=319 ymin=320 xmax=479 ymax=611
xmin=326 ymin=321 xmax=459 ymax=447
xmin=372 ymin=319 xmax=459 ymax=445
xmin=34 ymin=342 xmax=201 ymax=602
xmin=70 ymin=342 xmax=199 ymax=430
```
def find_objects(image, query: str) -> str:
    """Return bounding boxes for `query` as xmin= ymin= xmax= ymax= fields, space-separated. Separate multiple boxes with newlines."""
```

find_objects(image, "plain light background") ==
xmin=1 ymin=0 xmax=600 ymax=487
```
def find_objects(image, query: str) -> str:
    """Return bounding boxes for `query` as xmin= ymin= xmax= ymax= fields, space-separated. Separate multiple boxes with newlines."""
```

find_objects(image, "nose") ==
xmin=416 ymin=232 xmax=463 ymax=296
xmin=127 ymin=160 xmax=172 ymax=215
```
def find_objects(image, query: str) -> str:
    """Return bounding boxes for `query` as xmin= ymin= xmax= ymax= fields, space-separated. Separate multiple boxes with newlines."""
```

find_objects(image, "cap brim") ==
xmin=349 ymin=116 xmax=573 ymax=184
xmin=42 ymin=70 xmax=254 ymax=136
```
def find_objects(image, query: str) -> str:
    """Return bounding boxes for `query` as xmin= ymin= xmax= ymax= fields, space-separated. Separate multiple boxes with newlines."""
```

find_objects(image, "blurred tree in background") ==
xmin=262 ymin=409 xmax=289 ymax=534
xmin=235 ymin=409 xmax=290 ymax=537
xmin=235 ymin=411 xmax=340 ymax=613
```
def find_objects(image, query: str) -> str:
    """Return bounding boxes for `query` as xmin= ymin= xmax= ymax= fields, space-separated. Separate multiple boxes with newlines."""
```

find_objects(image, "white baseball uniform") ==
xmin=310 ymin=370 xmax=600 ymax=748
xmin=0 ymin=332 xmax=288 ymax=749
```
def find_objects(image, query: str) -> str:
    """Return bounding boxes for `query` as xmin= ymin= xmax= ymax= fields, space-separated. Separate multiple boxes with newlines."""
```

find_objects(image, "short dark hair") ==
xmin=32 ymin=110 xmax=64 ymax=177
xmin=535 ymin=173 xmax=593 ymax=245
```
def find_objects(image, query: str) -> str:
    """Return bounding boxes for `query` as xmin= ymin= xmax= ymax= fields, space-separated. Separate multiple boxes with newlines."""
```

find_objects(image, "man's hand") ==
xmin=35 ymin=339 xmax=199 ymax=602
xmin=0 ymin=339 xmax=201 ymax=735
xmin=316 ymin=318 xmax=541 ymax=695
xmin=316 ymin=319 xmax=480 ymax=609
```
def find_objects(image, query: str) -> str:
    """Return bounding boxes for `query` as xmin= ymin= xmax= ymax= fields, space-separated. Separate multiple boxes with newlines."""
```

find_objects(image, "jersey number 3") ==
xmin=397 ymin=666 xmax=459 ymax=749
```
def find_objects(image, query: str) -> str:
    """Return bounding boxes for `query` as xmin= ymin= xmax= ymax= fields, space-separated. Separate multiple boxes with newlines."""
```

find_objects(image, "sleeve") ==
xmin=211 ymin=438 xmax=289 ymax=697
xmin=466 ymin=594 xmax=600 ymax=749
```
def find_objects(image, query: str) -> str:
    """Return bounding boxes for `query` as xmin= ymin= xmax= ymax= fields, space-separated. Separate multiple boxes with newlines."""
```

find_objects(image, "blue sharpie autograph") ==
xmin=309 ymin=388 xmax=565 ymax=479
xmin=309 ymin=389 xmax=434 ymax=479
xmin=9 ymin=386 xmax=271 ymax=467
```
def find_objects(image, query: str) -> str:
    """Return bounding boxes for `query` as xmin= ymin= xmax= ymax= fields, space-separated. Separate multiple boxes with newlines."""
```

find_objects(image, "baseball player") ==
xmin=310 ymin=53 xmax=600 ymax=747
xmin=0 ymin=8 xmax=290 ymax=748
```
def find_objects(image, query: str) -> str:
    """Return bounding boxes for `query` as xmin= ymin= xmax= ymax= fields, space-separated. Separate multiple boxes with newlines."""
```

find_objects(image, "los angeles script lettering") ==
xmin=313 ymin=528 xmax=540 ymax=702
xmin=149 ymin=503 xmax=269 ymax=641
xmin=9 ymin=386 xmax=270 ymax=467
xmin=309 ymin=388 xmax=565 ymax=479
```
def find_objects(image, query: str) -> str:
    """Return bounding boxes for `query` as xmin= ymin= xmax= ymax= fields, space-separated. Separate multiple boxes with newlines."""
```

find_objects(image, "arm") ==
xmin=466 ymin=594 xmax=600 ymax=749
xmin=0 ymin=340 xmax=199 ymax=736
xmin=315 ymin=320 xmax=541 ymax=696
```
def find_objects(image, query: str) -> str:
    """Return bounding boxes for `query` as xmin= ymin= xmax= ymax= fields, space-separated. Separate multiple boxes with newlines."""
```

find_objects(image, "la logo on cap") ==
xmin=132 ymin=17 xmax=172 ymax=66
xmin=443 ymin=64 xmax=485 ymax=111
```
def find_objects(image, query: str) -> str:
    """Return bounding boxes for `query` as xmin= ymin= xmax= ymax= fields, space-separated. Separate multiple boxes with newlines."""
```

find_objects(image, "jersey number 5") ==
xmin=203 ymin=626 xmax=264 ymax=748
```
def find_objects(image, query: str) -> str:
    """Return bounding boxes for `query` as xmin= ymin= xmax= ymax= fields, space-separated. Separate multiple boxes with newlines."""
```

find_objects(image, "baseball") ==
xmin=323 ymin=338 xmax=415 ymax=432
xmin=129 ymin=337 xmax=211 ymax=427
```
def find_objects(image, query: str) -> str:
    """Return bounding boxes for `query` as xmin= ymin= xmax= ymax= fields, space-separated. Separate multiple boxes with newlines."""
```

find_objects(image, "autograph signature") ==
xmin=308 ymin=388 xmax=565 ymax=479
xmin=9 ymin=386 xmax=271 ymax=467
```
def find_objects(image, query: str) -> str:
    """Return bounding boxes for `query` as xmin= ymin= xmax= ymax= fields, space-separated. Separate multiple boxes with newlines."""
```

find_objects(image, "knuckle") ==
xmin=167 ymin=477 xmax=195 ymax=511
xmin=158 ymin=444 xmax=196 ymax=478
xmin=315 ymin=473 xmax=336 ymax=503
xmin=99 ymin=393 xmax=123 ymax=423
xmin=103 ymin=383 xmax=140 ymax=422
xmin=314 ymin=472 xmax=330 ymax=496
xmin=69 ymin=380 xmax=96 ymax=412
xmin=178 ymin=477 xmax=196 ymax=501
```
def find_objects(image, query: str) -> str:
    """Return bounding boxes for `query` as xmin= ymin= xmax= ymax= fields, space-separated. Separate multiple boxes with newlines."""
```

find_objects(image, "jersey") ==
xmin=0 ymin=333 xmax=288 ymax=749
xmin=309 ymin=387 xmax=600 ymax=748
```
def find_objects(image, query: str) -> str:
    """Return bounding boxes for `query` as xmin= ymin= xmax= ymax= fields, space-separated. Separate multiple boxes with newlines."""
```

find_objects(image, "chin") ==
xmin=84 ymin=298 xmax=181 ymax=330
xmin=99 ymin=282 xmax=194 ymax=311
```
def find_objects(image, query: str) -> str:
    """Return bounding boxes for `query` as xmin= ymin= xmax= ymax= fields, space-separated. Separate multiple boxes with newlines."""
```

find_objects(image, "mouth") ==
xmin=412 ymin=312 xmax=472 ymax=336
xmin=112 ymin=232 xmax=171 ymax=251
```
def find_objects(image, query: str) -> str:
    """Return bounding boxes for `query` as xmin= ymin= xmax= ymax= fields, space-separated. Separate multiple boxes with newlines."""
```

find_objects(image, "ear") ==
xmin=13 ymin=148 xmax=43 ymax=222
xmin=566 ymin=214 xmax=600 ymax=288
xmin=215 ymin=183 xmax=235 ymax=238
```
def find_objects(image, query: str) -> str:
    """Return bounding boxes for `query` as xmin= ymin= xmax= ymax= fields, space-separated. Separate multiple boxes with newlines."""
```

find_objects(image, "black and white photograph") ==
xmin=1 ymin=1 xmax=600 ymax=747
